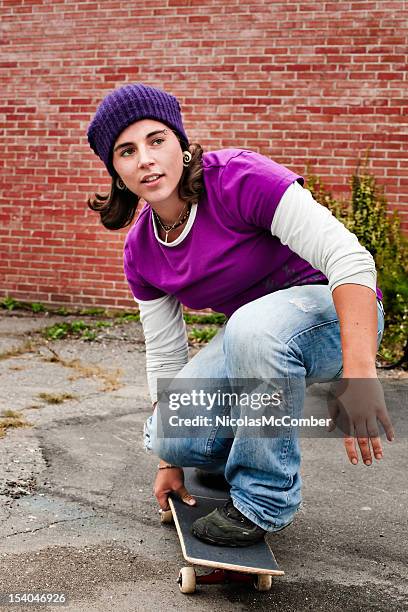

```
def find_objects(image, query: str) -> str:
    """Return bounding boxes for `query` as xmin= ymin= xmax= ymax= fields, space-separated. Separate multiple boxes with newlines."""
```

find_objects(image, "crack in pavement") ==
xmin=36 ymin=409 xmax=146 ymax=431
xmin=32 ymin=487 xmax=156 ymax=525
xmin=4 ymin=514 xmax=97 ymax=539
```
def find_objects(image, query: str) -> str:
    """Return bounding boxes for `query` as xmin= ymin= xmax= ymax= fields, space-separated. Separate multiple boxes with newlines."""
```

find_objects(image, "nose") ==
xmin=137 ymin=145 xmax=155 ymax=168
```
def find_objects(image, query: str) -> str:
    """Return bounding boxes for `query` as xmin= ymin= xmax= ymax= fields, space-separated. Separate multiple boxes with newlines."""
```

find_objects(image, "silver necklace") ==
xmin=154 ymin=203 xmax=190 ymax=243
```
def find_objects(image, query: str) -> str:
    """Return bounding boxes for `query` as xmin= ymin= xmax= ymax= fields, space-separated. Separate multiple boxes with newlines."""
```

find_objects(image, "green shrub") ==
xmin=307 ymin=156 xmax=408 ymax=366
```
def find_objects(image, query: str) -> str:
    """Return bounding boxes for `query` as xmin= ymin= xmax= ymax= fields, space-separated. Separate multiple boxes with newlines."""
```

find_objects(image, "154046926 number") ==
xmin=0 ymin=593 xmax=67 ymax=606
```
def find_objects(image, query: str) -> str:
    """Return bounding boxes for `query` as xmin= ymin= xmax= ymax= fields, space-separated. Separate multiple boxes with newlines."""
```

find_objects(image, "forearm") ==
xmin=138 ymin=294 xmax=189 ymax=403
xmin=332 ymin=284 xmax=378 ymax=377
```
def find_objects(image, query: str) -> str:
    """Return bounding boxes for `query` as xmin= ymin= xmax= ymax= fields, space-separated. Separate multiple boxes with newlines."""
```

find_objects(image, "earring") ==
xmin=116 ymin=177 xmax=126 ymax=190
xmin=182 ymin=150 xmax=192 ymax=167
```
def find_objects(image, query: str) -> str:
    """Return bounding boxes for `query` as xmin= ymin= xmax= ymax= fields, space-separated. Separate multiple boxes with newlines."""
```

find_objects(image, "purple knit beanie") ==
xmin=87 ymin=83 xmax=190 ymax=177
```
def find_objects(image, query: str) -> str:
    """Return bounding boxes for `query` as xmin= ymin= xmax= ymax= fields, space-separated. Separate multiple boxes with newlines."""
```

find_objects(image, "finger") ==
xmin=366 ymin=418 xmax=383 ymax=460
xmin=344 ymin=435 xmax=358 ymax=465
xmin=379 ymin=412 xmax=395 ymax=442
xmin=175 ymin=485 xmax=196 ymax=506
xmin=155 ymin=489 xmax=171 ymax=512
xmin=356 ymin=436 xmax=372 ymax=465
xmin=370 ymin=436 xmax=383 ymax=460
xmin=354 ymin=418 xmax=368 ymax=440
xmin=354 ymin=418 xmax=375 ymax=465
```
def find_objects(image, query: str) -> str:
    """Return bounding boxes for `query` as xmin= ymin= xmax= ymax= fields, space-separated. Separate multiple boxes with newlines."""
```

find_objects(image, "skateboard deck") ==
xmin=163 ymin=468 xmax=284 ymax=593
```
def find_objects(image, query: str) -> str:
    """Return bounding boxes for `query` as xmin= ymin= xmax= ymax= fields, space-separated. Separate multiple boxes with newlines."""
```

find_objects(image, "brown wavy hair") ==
xmin=87 ymin=139 xmax=205 ymax=230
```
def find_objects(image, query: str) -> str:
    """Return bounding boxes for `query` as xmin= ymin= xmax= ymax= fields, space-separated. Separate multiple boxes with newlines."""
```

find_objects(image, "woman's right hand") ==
xmin=153 ymin=466 xmax=197 ymax=511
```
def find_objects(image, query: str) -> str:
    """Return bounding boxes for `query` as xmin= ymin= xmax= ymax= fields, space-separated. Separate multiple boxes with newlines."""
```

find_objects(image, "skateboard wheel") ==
xmin=254 ymin=574 xmax=272 ymax=591
xmin=160 ymin=509 xmax=173 ymax=524
xmin=178 ymin=566 xmax=196 ymax=594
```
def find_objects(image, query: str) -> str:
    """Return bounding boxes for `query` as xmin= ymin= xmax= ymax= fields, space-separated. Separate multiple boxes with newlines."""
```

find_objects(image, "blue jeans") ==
xmin=143 ymin=285 xmax=385 ymax=531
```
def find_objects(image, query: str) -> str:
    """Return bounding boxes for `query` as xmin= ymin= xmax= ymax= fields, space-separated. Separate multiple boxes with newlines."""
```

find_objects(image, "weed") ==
xmin=114 ymin=311 xmax=140 ymax=322
xmin=79 ymin=307 xmax=107 ymax=316
xmin=43 ymin=320 xmax=100 ymax=342
xmin=0 ymin=340 xmax=38 ymax=361
xmin=42 ymin=346 xmax=122 ymax=392
xmin=1 ymin=296 xmax=21 ymax=311
xmin=30 ymin=302 xmax=45 ymax=313
xmin=81 ymin=330 xmax=97 ymax=342
xmin=70 ymin=321 xmax=87 ymax=333
xmin=3 ymin=409 xmax=22 ymax=418
xmin=54 ymin=307 xmax=69 ymax=316
xmin=184 ymin=313 xmax=226 ymax=325
xmin=188 ymin=327 xmax=219 ymax=344
xmin=0 ymin=410 xmax=31 ymax=438
xmin=0 ymin=297 xmax=48 ymax=313
xmin=37 ymin=392 xmax=77 ymax=404
xmin=43 ymin=322 xmax=70 ymax=340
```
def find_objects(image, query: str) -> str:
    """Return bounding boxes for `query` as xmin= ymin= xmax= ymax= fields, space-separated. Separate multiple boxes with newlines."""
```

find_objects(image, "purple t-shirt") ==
xmin=124 ymin=148 xmax=366 ymax=317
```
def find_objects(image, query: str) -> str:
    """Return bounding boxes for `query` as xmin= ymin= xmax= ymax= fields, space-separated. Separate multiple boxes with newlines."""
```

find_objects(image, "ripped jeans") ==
xmin=143 ymin=285 xmax=385 ymax=532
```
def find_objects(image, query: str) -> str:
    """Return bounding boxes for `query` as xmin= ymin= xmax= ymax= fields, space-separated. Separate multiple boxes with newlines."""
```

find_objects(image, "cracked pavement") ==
xmin=0 ymin=309 xmax=407 ymax=611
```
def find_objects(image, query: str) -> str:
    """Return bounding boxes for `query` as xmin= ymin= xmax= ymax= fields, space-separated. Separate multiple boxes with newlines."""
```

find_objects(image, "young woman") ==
xmin=87 ymin=83 xmax=393 ymax=547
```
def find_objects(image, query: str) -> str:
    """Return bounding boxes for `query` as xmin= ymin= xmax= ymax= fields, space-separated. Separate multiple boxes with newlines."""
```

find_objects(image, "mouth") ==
xmin=141 ymin=174 xmax=164 ymax=186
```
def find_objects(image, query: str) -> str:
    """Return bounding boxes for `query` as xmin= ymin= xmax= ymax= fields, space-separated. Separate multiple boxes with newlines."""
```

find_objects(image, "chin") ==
xmin=150 ymin=189 xmax=176 ymax=202
xmin=146 ymin=192 xmax=169 ymax=204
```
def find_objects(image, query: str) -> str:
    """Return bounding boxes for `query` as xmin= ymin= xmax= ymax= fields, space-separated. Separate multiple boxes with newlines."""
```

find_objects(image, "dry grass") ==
xmin=42 ymin=347 xmax=122 ymax=392
xmin=0 ymin=340 xmax=39 ymax=361
xmin=0 ymin=409 xmax=32 ymax=438
xmin=37 ymin=392 xmax=78 ymax=405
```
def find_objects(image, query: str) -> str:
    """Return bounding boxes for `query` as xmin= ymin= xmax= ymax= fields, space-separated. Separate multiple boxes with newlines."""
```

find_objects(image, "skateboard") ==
xmin=160 ymin=467 xmax=284 ymax=594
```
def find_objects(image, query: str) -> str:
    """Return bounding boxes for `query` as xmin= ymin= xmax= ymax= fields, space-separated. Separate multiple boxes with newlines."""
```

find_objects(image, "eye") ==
xmin=120 ymin=147 xmax=135 ymax=157
xmin=152 ymin=138 xmax=164 ymax=145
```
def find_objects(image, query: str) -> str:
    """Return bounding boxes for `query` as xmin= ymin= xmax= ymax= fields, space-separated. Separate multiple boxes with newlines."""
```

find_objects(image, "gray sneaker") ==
xmin=191 ymin=497 xmax=267 ymax=547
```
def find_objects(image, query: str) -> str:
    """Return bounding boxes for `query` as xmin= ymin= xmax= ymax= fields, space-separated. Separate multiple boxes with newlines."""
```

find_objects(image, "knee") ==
xmin=223 ymin=308 xmax=287 ymax=367
xmin=224 ymin=308 xmax=261 ymax=351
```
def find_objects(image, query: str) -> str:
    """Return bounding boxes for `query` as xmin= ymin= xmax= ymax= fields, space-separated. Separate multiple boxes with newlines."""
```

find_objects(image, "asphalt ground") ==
xmin=0 ymin=309 xmax=407 ymax=612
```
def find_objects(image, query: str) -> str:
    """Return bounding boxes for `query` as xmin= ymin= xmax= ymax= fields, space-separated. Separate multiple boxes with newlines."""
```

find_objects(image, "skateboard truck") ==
xmin=176 ymin=567 xmax=273 ymax=594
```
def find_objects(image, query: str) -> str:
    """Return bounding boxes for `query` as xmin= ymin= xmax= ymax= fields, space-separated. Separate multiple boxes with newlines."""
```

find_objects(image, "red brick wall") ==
xmin=1 ymin=0 xmax=407 ymax=309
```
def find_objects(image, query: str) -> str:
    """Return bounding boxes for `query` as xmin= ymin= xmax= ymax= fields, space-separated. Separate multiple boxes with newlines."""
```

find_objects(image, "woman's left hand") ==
xmin=327 ymin=377 xmax=395 ymax=465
